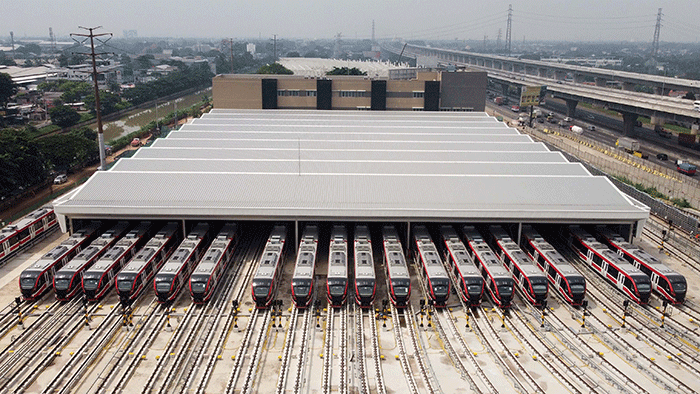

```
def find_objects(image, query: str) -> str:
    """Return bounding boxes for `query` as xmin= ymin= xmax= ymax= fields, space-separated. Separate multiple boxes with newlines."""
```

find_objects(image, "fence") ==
xmin=525 ymin=126 xmax=700 ymax=235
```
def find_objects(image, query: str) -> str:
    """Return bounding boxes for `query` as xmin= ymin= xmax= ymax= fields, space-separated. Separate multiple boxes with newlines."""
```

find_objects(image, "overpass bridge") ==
xmin=383 ymin=43 xmax=700 ymax=136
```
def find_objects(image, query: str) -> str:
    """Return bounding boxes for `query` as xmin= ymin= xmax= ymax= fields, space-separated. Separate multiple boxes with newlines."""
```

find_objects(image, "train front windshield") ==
xmin=190 ymin=275 xmax=208 ymax=294
xmin=327 ymin=278 xmax=347 ymax=297
xmin=569 ymin=278 xmax=586 ymax=295
xmin=531 ymin=278 xmax=548 ymax=295
xmin=671 ymin=278 xmax=687 ymax=294
xmin=430 ymin=278 xmax=450 ymax=297
xmin=496 ymin=279 xmax=513 ymax=298
xmin=82 ymin=274 xmax=100 ymax=291
xmin=466 ymin=278 xmax=483 ymax=295
xmin=54 ymin=278 xmax=71 ymax=291
xmin=252 ymin=279 xmax=272 ymax=298
xmin=392 ymin=279 xmax=410 ymax=297
xmin=20 ymin=272 xmax=39 ymax=290
xmin=292 ymin=279 xmax=312 ymax=298
xmin=117 ymin=273 xmax=137 ymax=293
xmin=356 ymin=279 xmax=375 ymax=297
xmin=155 ymin=275 xmax=175 ymax=293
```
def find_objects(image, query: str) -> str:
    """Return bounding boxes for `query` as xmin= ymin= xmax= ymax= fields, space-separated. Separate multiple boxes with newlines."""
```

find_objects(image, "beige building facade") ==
xmin=212 ymin=71 xmax=487 ymax=111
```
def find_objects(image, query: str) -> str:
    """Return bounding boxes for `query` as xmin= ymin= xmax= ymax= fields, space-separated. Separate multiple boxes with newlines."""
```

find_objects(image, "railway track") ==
xmin=643 ymin=215 xmax=700 ymax=276
xmin=224 ymin=307 xmax=272 ymax=394
xmin=389 ymin=304 xmax=420 ymax=394
xmin=322 ymin=306 xmax=335 ymax=394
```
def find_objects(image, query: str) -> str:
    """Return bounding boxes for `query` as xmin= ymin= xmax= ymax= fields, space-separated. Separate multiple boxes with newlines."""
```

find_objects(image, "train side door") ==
xmin=650 ymin=273 xmax=659 ymax=290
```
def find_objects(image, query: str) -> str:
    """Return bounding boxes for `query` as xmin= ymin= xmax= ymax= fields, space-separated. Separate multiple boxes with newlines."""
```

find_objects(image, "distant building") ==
xmin=246 ymin=43 xmax=256 ymax=55
xmin=47 ymin=63 xmax=123 ymax=88
xmin=123 ymin=30 xmax=138 ymax=38
xmin=213 ymin=70 xmax=486 ymax=111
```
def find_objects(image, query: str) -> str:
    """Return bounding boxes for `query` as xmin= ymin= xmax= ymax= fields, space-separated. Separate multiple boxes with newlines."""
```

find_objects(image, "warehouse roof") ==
xmin=53 ymin=110 xmax=648 ymax=225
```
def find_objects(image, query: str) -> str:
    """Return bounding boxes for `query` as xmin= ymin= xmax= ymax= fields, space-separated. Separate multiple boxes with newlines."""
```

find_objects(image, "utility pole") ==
xmin=652 ymin=8 xmax=663 ymax=60
xmin=506 ymin=4 xmax=513 ymax=55
xmin=372 ymin=20 xmax=375 ymax=43
xmin=10 ymin=31 xmax=14 ymax=60
xmin=71 ymin=26 xmax=112 ymax=170
xmin=496 ymin=29 xmax=502 ymax=51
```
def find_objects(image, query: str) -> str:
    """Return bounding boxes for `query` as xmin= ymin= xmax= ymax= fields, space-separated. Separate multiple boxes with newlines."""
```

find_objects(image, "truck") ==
xmin=616 ymin=137 xmax=640 ymax=153
xmin=570 ymin=125 xmax=583 ymax=134
xmin=678 ymin=133 xmax=696 ymax=148
xmin=494 ymin=97 xmax=505 ymax=105
xmin=616 ymin=137 xmax=648 ymax=159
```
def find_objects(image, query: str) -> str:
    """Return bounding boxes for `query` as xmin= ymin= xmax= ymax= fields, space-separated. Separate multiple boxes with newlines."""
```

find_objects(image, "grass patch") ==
xmin=614 ymin=175 xmax=694 ymax=209
xmin=28 ymin=124 xmax=61 ymax=138
xmin=79 ymin=113 xmax=95 ymax=122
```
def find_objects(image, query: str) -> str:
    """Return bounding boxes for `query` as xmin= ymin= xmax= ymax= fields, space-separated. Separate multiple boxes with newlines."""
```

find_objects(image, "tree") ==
xmin=256 ymin=63 xmax=293 ymax=75
xmin=49 ymin=105 xmax=81 ymax=128
xmin=0 ymin=73 xmax=18 ymax=109
xmin=0 ymin=128 xmax=46 ymax=199
xmin=326 ymin=66 xmax=367 ymax=76
xmin=286 ymin=51 xmax=300 ymax=58
xmin=84 ymin=91 xmax=123 ymax=116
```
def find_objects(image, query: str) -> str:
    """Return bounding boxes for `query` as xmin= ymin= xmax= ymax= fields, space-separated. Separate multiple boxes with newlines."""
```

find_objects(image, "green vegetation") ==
xmin=122 ymin=63 xmax=214 ymax=105
xmin=0 ymin=72 xmax=18 ymax=110
xmin=49 ymin=106 xmax=81 ymax=128
xmin=326 ymin=66 xmax=367 ymax=76
xmin=255 ymin=63 xmax=294 ymax=75
xmin=614 ymin=175 xmax=695 ymax=209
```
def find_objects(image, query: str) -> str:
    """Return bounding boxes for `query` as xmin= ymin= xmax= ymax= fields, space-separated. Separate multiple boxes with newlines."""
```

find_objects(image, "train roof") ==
xmin=522 ymin=229 xmax=583 ymax=277
xmin=293 ymin=226 xmax=319 ymax=279
xmin=490 ymin=226 xmax=542 ymax=273
xmin=327 ymin=226 xmax=348 ymax=280
xmin=253 ymin=226 xmax=288 ymax=277
xmin=440 ymin=226 xmax=481 ymax=276
xmin=192 ymin=225 xmax=237 ymax=276
xmin=598 ymin=228 xmax=679 ymax=276
xmin=572 ymin=227 xmax=647 ymax=276
xmin=26 ymin=222 xmax=101 ymax=271
xmin=118 ymin=223 xmax=179 ymax=274
xmin=54 ymin=110 xmax=649 ymax=226
xmin=1 ymin=207 xmax=53 ymax=241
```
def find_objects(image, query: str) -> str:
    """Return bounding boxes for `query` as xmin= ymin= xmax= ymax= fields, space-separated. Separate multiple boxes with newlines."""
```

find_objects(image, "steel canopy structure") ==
xmin=53 ymin=109 xmax=648 ymax=234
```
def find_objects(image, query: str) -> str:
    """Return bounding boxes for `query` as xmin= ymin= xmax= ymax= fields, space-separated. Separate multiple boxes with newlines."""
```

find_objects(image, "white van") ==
xmin=693 ymin=101 xmax=700 ymax=112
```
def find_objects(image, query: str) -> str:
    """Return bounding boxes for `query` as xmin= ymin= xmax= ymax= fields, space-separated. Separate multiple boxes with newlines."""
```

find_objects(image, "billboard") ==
xmin=520 ymin=85 xmax=547 ymax=107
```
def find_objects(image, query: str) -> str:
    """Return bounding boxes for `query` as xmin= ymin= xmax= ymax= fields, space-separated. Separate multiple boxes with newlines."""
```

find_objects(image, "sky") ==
xmin=2 ymin=0 xmax=698 ymax=43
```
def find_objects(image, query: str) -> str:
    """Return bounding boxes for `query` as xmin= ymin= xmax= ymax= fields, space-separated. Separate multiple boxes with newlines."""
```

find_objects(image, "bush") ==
xmin=671 ymin=197 xmax=692 ymax=208
xmin=49 ymin=105 xmax=81 ymax=128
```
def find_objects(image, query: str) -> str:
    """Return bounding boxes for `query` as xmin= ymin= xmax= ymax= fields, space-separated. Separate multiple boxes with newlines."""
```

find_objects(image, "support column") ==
xmin=621 ymin=112 xmax=639 ymax=137
xmin=538 ymin=68 xmax=548 ymax=77
xmin=622 ymin=82 xmax=636 ymax=91
xmin=654 ymin=86 xmax=670 ymax=96
xmin=595 ymin=77 xmax=606 ymax=87
xmin=564 ymin=99 xmax=578 ymax=117
xmin=573 ymin=74 xmax=585 ymax=83
xmin=554 ymin=71 xmax=567 ymax=81
xmin=501 ymin=83 xmax=509 ymax=96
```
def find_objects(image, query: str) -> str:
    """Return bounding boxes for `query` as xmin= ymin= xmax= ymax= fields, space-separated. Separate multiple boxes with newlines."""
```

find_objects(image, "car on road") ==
xmin=511 ymin=105 xmax=520 ymax=112
xmin=563 ymin=117 xmax=572 ymax=123
xmin=131 ymin=138 xmax=141 ymax=147
xmin=53 ymin=174 xmax=68 ymax=184
xmin=537 ymin=117 xmax=544 ymax=123
xmin=656 ymin=153 xmax=668 ymax=161
xmin=586 ymin=125 xmax=596 ymax=131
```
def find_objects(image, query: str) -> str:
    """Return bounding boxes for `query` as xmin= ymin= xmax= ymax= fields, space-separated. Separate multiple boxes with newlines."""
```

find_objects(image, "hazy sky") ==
xmin=2 ymin=0 xmax=697 ymax=43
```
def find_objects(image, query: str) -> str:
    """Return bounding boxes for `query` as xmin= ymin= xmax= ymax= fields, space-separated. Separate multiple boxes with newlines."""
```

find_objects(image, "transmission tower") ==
xmin=372 ymin=20 xmax=375 ymax=43
xmin=652 ymin=8 xmax=662 ymax=59
xmin=71 ymin=26 xmax=113 ymax=170
xmin=496 ymin=29 xmax=502 ymax=51
xmin=505 ymin=4 xmax=512 ymax=55
xmin=49 ymin=28 xmax=56 ymax=55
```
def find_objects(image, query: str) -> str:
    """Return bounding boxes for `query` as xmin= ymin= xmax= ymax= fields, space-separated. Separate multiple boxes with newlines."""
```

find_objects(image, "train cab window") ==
xmin=634 ymin=277 xmax=651 ymax=294
xmin=607 ymin=263 xmax=617 ymax=277
xmin=328 ymin=279 xmax=347 ymax=296
xmin=18 ymin=228 xmax=30 ymax=240
xmin=54 ymin=278 xmax=71 ymax=290
xmin=292 ymin=279 xmax=312 ymax=297
xmin=190 ymin=275 xmax=208 ymax=293
xmin=496 ymin=279 xmax=513 ymax=297
xmin=466 ymin=278 xmax=483 ymax=294
xmin=392 ymin=279 xmax=410 ymax=297
xmin=155 ymin=281 xmax=173 ymax=293
xmin=671 ymin=279 xmax=687 ymax=293
xmin=531 ymin=279 xmax=548 ymax=295
xmin=117 ymin=279 xmax=133 ymax=292
xmin=548 ymin=265 xmax=558 ymax=278
xmin=252 ymin=279 xmax=272 ymax=297
xmin=83 ymin=278 xmax=99 ymax=290
xmin=431 ymin=279 xmax=450 ymax=296
xmin=356 ymin=280 xmax=375 ymax=297
xmin=20 ymin=276 xmax=37 ymax=290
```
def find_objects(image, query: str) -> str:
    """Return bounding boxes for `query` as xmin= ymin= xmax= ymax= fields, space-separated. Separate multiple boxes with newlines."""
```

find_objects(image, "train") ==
xmin=488 ymin=226 xmax=548 ymax=306
xmin=382 ymin=226 xmax=411 ymax=308
xmin=83 ymin=222 xmax=152 ymax=301
xmin=412 ymin=225 xmax=450 ymax=307
xmin=353 ymin=225 xmax=376 ymax=308
xmin=53 ymin=221 xmax=131 ymax=301
xmin=326 ymin=225 xmax=349 ymax=308
xmin=291 ymin=225 xmax=319 ymax=309
xmin=439 ymin=225 xmax=484 ymax=306
xmin=154 ymin=223 xmax=211 ymax=304
xmin=115 ymin=222 xmax=180 ymax=304
xmin=251 ymin=225 xmax=288 ymax=309
xmin=462 ymin=225 xmax=514 ymax=309
xmin=19 ymin=221 xmax=102 ymax=300
xmin=1 ymin=206 xmax=57 ymax=264
xmin=568 ymin=226 xmax=651 ymax=304
xmin=520 ymin=225 xmax=586 ymax=305
xmin=189 ymin=223 xmax=239 ymax=304
xmin=596 ymin=227 xmax=687 ymax=304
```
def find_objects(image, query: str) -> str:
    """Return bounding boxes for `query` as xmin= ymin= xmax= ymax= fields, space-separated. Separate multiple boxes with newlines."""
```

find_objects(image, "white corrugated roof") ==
xmin=54 ymin=110 xmax=648 ymax=223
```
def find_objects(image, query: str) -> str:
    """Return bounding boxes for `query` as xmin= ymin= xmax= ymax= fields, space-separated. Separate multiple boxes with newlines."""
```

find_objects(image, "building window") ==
xmin=412 ymin=107 xmax=424 ymax=111
xmin=277 ymin=90 xmax=300 ymax=97
xmin=412 ymin=91 xmax=424 ymax=98
xmin=305 ymin=90 xmax=317 ymax=97
xmin=338 ymin=90 xmax=367 ymax=98
xmin=277 ymin=90 xmax=286 ymax=97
